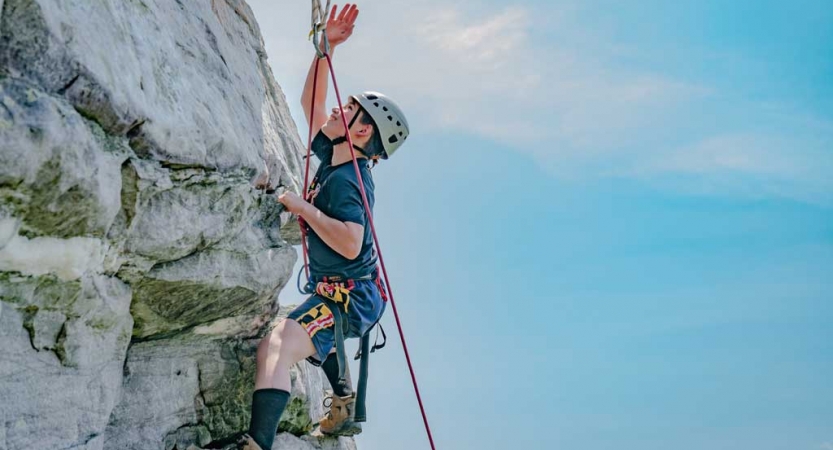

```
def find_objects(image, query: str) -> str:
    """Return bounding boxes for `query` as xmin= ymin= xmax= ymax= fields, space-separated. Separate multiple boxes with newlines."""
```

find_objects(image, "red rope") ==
xmin=297 ymin=58 xmax=321 ymax=282
xmin=297 ymin=54 xmax=437 ymax=450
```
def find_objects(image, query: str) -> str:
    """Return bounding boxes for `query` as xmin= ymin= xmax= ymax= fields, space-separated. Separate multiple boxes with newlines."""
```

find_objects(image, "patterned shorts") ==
xmin=287 ymin=278 xmax=385 ymax=364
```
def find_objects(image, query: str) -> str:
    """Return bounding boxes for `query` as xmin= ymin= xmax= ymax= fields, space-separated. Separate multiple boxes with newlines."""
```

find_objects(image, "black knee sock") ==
xmin=248 ymin=388 xmax=290 ymax=450
xmin=322 ymin=352 xmax=352 ymax=397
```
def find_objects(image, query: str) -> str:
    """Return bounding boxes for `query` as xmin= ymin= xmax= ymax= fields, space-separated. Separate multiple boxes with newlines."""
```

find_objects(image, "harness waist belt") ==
xmin=311 ymin=273 xmax=375 ymax=283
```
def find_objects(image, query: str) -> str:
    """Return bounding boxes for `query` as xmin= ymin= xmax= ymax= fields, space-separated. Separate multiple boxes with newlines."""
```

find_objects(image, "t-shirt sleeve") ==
xmin=328 ymin=175 xmax=368 ymax=226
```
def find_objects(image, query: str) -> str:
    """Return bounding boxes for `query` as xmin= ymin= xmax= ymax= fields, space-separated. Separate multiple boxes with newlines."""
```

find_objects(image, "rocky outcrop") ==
xmin=0 ymin=1 xmax=343 ymax=449
xmin=103 ymin=307 xmax=344 ymax=450
xmin=0 ymin=273 xmax=133 ymax=449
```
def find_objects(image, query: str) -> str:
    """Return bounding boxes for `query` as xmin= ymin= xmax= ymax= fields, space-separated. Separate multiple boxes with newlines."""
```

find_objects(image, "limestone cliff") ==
xmin=0 ymin=1 xmax=347 ymax=449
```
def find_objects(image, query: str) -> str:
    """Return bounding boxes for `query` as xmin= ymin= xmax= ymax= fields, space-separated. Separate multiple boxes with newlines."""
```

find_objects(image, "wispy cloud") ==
xmin=650 ymin=134 xmax=815 ymax=175
xmin=356 ymin=2 xmax=707 ymax=150
xmin=249 ymin=0 xmax=832 ymax=204
xmin=415 ymin=7 xmax=528 ymax=67
xmin=614 ymin=110 xmax=833 ymax=205
xmin=251 ymin=0 xmax=702 ymax=144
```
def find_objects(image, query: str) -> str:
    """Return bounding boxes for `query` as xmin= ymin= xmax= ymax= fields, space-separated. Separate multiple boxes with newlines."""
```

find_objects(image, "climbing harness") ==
xmin=296 ymin=15 xmax=438 ymax=450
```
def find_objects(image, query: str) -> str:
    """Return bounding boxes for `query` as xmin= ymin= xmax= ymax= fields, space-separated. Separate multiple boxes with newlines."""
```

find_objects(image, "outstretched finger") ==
xmin=337 ymin=3 xmax=351 ymax=22
xmin=348 ymin=6 xmax=359 ymax=24
xmin=328 ymin=4 xmax=337 ymax=22
xmin=345 ymin=4 xmax=357 ymax=23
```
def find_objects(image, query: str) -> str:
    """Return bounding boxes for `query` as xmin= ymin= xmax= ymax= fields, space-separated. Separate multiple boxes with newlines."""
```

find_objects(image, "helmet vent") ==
xmin=396 ymin=121 xmax=401 ymax=126
xmin=388 ymin=134 xmax=399 ymax=144
xmin=398 ymin=132 xmax=403 ymax=136
xmin=373 ymin=102 xmax=380 ymax=107
xmin=367 ymin=94 xmax=379 ymax=100
xmin=382 ymin=106 xmax=388 ymax=111
xmin=387 ymin=115 xmax=393 ymax=121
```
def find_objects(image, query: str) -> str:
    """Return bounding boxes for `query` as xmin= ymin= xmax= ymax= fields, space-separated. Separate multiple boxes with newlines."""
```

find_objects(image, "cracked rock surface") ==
xmin=0 ymin=0 xmax=335 ymax=449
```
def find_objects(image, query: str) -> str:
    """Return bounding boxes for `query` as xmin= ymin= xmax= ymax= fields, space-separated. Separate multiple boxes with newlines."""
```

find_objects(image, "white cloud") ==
xmin=614 ymin=130 xmax=833 ymax=205
xmin=249 ymin=0 xmax=700 ymax=143
xmin=415 ymin=7 xmax=528 ymax=67
xmin=651 ymin=134 xmax=811 ymax=175
xmin=247 ymin=0 xmax=832 ymax=204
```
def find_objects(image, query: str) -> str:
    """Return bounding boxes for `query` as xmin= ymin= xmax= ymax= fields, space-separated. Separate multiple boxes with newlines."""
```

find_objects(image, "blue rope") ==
xmin=296 ymin=263 xmax=314 ymax=295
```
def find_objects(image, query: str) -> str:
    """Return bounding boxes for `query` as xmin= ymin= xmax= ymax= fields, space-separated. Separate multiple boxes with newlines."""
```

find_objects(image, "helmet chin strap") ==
xmin=331 ymin=111 xmax=367 ymax=155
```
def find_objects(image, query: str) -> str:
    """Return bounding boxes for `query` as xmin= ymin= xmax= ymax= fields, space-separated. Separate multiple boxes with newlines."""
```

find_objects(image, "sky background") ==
xmin=247 ymin=1 xmax=832 ymax=449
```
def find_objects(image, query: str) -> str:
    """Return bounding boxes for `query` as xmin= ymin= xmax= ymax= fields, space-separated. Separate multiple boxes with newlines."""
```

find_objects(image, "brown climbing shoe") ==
xmin=235 ymin=434 xmax=263 ymax=450
xmin=319 ymin=392 xmax=362 ymax=436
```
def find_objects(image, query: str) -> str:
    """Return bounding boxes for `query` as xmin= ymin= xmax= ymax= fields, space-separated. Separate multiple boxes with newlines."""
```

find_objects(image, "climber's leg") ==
xmin=246 ymin=318 xmax=316 ymax=450
xmin=314 ymin=278 xmax=383 ymax=436
xmin=321 ymin=350 xmax=352 ymax=397
xmin=255 ymin=318 xmax=316 ymax=390
xmin=317 ymin=349 xmax=361 ymax=435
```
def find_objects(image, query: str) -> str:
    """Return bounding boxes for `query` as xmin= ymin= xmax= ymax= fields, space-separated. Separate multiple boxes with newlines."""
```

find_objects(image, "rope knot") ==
xmin=310 ymin=0 xmax=331 ymax=58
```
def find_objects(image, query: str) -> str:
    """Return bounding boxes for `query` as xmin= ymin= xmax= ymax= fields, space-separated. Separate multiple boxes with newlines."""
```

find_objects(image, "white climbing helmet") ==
xmin=350 ymin=91 xmax=410 ymax=159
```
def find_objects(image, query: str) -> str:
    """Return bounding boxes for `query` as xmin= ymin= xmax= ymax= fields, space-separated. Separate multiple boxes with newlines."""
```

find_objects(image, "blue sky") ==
xmin=248 ymin=1 xmax=832 ymax=449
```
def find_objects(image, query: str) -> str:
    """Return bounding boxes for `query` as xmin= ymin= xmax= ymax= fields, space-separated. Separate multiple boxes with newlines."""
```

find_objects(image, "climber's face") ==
xmin=321 ymin=98 xmax=372 ymax=147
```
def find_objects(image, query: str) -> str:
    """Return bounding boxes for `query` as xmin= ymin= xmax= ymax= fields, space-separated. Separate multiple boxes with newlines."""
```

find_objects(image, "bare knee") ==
xmin=256 ymin=321 xmax=286 ymax=364
xmin=256 ymin=335 xmax=269 ymax=366
xmin=257 ymin=319 xmax=308 ymax=365
xmin=274 ymin=319 xmax=295 ymax=346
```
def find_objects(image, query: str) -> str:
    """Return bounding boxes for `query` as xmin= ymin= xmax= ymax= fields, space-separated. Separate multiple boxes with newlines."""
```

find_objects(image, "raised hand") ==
xmin=325 ymin=4 xmax=359 ymax=48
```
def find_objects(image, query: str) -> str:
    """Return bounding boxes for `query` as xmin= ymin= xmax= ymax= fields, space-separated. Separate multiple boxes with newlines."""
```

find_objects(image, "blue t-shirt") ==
xmin=305 ymin=132 xmax=377 ymax=280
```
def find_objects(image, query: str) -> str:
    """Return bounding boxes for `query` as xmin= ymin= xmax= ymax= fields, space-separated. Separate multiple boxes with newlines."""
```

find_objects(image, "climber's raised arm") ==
xmin=300 ymin=3 xmax=359 ymax=132
xmin=300 ymin=54 xmax=329 ymax=132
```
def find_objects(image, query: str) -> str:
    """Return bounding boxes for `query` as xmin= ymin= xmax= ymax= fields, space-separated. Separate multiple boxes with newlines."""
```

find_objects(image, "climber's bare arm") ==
xmin=300 ymin=3 xmax=359 ymax=132
xmin=300 ymin=53 xmax=330 ymax=133
xmin=278 ymin=191 xmax=363 ymax=259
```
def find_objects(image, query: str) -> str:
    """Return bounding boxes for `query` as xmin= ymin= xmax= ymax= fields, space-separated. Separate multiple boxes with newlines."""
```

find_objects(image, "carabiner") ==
xmin=311 ymin=24 xmax=330 ymax=59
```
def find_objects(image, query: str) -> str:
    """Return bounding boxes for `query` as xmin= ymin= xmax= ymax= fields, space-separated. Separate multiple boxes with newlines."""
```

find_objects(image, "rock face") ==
xmin=0 ymin=1 xmax=345 ymax=449
xmin=102 ymin=307 xmax=340 ymax=450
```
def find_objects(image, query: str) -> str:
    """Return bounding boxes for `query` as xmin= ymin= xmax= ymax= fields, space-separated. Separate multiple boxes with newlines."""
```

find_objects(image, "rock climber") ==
xmin=239 ymin=4 xmax=410 ymax=449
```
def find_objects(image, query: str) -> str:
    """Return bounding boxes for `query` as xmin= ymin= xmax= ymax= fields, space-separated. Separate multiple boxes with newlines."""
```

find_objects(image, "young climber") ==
xmin=238 ymin=4 xmax=410 ymax=450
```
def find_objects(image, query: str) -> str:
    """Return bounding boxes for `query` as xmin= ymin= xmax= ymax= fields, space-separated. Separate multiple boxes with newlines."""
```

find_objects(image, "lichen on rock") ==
xmin=0 ymin=0 xmax=333 ymax=449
